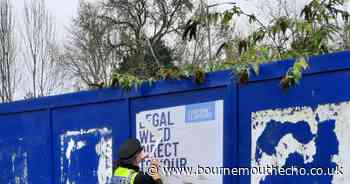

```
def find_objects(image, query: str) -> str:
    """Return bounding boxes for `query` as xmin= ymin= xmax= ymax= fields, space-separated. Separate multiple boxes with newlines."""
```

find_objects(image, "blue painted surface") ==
xmin=0 ymin=68 xmax=235 ymax=184
xmin=0 ymin=69 xmax=232 ymax=115
xmin=248 ymin=50 xmax=350 ymax=82
xmin=52 ymin=101 xmax=129 ymax=184
xmin=0 ymin=51 xmax=349 ymax=183
xmin=0 ymin=111 xmax=51 ymax=184
xmin=255 ymin=120 xmax=314 ymax=159
xmin=239 ymin=51 xmax=350 ymax=183
xmin=257 ymin=119 xmax=339 ymax=184
xmin=60 ymin=133 xmax=101 ymax=184
xmin=224 ymin=81 xmax=238 ymax=184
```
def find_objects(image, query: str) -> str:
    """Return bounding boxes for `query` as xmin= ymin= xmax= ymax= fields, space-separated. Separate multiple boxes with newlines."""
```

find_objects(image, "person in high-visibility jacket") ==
xmin=112 ymin=138 xmax=162 ymax=184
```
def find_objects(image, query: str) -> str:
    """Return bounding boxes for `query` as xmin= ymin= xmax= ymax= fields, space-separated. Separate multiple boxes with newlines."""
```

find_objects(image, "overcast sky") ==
xmin=12 ymin=0 xmax=81 ymax=41
xmin=9 ymin=0 xmax=254 ymax=40
xmin=10 ymin=0 xmax=350 ymax=40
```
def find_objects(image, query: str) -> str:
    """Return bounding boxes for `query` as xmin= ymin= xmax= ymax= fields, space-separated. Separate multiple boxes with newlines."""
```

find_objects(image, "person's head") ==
xmin=118 ymin=138 xmax=148 ymax=166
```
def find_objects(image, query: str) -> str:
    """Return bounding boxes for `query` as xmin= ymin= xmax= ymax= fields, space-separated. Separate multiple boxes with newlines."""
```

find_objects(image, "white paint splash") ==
xmin=65 ymin=139 xmax=75 ymax=166
xmin=95 ymin=136 xmax=113 ymax=184
xmin=251 ymin=106 xmax=318 ymax=183
xmin=11 ymin=150 xmax=28 ymax=184
xmin=22 ymin=152 xmax=28 ymax=184
xmin=251 ymin=101 xmax=350 ymax=184
xmin=77 ymin=141 xmax=86 ymax=149
xmin=64 ymin=139 xmax=87 ymax=167
xmin=60 ymin=137 xmax=65 ymax=182
xmin=60 ymin=127 xmax=113 ymax=184
xmin=315 ymin=102 xmax=350 ymax=184
xmin=11 ymin=153 xmax=16 ymax=173
xmin=64 ymin=128 xmax=111 ymax=137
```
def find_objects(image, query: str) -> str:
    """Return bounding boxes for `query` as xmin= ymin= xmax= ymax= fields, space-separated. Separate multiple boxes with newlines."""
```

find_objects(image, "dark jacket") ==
xmin=116 ymin=163 xmax=163 ymax=184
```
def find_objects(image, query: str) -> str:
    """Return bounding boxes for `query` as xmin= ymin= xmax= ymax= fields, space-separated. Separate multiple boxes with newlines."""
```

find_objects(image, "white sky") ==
xmin=12 ymin=0 xmax=81 ymax=41
xmin=10 ymin=0 xmax=350 ymax=40
xmin=9 ymin=0 xmax=265 ymax=40
xmin=10 ymin=0 xmax=83 ymax=98
xmin=45 ymin=0 xmax=80 ymax=40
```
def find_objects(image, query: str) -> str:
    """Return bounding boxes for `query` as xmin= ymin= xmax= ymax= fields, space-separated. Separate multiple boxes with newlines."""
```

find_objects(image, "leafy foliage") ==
xmin=107 ymin=64 xmax=207 ymax=90
xmin=110 ymin=73 xmax=144 ymax=91
xmin=116 ymin=40 xmax=175 ymax=79
xmin=280 ymin=57 xmax=309 ymax=89
xmin=94 ymin=0 xmax=350 ymax=91
xmin=182 ymin=0 xmax=350 ymax=88
xmin=66 ymin=0 xmax=194 ymax=90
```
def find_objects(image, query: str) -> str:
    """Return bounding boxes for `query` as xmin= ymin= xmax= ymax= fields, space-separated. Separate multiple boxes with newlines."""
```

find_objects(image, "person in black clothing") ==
xmin=112 ymin=138 xmax=163 ymax=184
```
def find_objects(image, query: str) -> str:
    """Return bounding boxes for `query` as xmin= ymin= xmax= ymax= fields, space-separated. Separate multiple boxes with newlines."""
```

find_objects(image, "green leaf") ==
xmin=231 ymin=6 xmax=242 ymax=15
xmin=251 ymin=63 xmax=260 ymax=76
xmin=222 ymin=12 xmax=233 ymax=25
xmin=148 ymin=78 xmax=155 ymax=86
xmin=293 ymin=69 xmax=302 ymax=82
xmin=248 ymin=14 xmax=257 ymax=23
xmin=305 ymin=22 xmax=313 ymax=33
xmin=296 ymin=57 xmax=309 ymax=70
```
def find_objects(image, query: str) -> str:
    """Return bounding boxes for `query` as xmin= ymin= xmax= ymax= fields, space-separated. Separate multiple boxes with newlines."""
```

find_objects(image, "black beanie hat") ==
xmin=118 ymin=138 xmax=143 ymax=161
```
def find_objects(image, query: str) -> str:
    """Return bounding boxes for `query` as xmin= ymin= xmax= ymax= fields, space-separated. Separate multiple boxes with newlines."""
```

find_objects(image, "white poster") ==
xmin=136 ymin=100 xmax=224 ymax=184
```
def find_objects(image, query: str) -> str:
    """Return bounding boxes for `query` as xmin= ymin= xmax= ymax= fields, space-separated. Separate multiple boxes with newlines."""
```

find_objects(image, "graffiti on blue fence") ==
xmin=60 ymin=128 xmax=113 ymax=184
xmin=0 ymin=139 xmax=28 ymax=184
xmin=251 ymin=101 xmax=350 ymax=183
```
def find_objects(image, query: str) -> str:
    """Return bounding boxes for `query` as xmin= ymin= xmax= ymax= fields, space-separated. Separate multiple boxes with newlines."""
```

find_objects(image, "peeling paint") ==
xmin=77 ymin=141 xmax=86 ymax=150
xmin=315 ymin=102 xmax=350 ymax=184
xmin=63 ymin=128 xmax=111 ymax=137
xmin=11 ymin=153 xmax=16 ymax=173
xmin=251 ymin=101 xmax=350 ymax=184
xmin=22 ymin=152 xmax=28 ymax=184
xmin=95 ymin=135 xmax=113 ymax=184
xmin=65 ymin=139 xmax=75 ymax=166
xmin=60 ymin=127 xmax=112 ymax=184
xmin=10 ymin=148 xmax=28 ymax=184
xmin=65 ymin=139 xmax=87 ymax=167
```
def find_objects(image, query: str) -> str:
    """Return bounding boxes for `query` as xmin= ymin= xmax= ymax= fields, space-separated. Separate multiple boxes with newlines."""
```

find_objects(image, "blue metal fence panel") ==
xmin=51 ymin=100 xmax=129 ymax=184
xmin=239 ymin=52 xmax=350 ymax=184
xmin=0 ymin=111 xmax=52 ymax=184
xmin=0 ymin=69 xmax=236 ymax=184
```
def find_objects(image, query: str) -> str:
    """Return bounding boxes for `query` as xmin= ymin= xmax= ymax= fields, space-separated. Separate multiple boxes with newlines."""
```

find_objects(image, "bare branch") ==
xmin=21 ymin=0 xmax=64 ymax=98
xmin=0 ymin=0 xmax=18 ymax=102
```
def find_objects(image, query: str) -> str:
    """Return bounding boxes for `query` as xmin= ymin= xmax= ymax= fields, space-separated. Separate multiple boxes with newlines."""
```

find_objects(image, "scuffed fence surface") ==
xmin=0 ymin=111 xmax=51 ymax=184
xmin=239 ymin=51 xmax=350 ymax=184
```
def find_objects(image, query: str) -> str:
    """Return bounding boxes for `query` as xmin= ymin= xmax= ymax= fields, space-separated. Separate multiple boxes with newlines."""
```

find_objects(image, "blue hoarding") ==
xmin=0 ymin=51 xmax=349 ymax=183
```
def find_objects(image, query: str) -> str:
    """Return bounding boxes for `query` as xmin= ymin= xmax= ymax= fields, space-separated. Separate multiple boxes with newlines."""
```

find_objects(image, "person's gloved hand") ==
xmin=149 ymin=159 xmax=161 ymax=181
